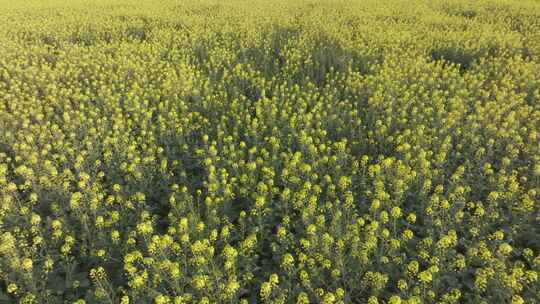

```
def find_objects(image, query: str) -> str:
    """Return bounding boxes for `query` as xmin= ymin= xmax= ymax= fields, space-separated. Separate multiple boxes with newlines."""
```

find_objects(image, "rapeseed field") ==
xmin=0 ymin=0 xmax=539 ymax=303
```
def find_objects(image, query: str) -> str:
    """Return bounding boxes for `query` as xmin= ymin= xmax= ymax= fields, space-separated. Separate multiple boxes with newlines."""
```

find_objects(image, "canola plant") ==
xmin=0 ymin=0 xmax=539 ymax=303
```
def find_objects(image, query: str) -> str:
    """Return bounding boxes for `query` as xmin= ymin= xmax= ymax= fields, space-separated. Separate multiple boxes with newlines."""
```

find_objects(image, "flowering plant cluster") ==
xmin=0 ymin=0 xmax=539 ymax=303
